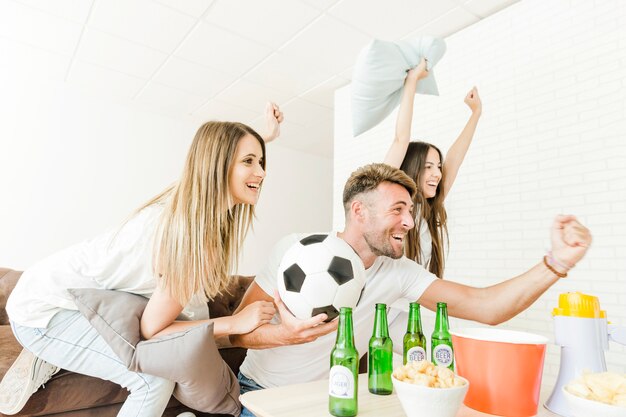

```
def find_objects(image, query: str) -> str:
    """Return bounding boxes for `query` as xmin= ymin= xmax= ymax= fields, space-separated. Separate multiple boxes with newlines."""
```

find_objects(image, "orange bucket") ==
xmin=451 ymin=328 xmax=547 ymax=417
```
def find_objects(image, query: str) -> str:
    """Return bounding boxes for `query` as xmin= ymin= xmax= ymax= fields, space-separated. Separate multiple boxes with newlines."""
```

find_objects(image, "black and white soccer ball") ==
xmin=277 ymin=233 xmax=367 ymax=322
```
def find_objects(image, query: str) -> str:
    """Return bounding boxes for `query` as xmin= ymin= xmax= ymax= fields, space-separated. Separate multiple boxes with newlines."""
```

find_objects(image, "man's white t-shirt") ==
xmin=239 ymin=232 xmax=437 ymax=389
xmin=7 ymin=204 xmax=208 ymax=328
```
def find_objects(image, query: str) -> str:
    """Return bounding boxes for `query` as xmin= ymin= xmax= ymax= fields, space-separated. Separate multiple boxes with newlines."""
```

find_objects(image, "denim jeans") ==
xmin=238 ymin=371 xmax=265 ymax=417
xmin=11 ymin=309 xmax=175 ymax=417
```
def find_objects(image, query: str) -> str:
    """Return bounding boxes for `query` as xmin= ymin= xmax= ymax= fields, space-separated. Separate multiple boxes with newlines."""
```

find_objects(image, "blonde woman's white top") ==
xmin=7 ymin=204 xmax=208 ymax=328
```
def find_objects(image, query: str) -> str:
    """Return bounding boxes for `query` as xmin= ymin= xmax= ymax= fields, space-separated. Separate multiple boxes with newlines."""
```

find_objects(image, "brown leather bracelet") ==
xmin=543 ymin=255 xmax=568 ymax=278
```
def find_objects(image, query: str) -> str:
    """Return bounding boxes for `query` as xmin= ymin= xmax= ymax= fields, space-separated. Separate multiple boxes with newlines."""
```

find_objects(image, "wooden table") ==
xmin=240 ymin=374 xmax=559 ymax=417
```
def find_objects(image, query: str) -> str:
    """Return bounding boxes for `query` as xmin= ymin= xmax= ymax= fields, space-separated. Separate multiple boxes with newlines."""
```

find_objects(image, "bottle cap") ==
xmin=552 ymin=292 xmax=606 ymax=318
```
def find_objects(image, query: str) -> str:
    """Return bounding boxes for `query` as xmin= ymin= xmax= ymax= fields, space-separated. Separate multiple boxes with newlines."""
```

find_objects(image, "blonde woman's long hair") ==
xmin=399 ymin=141 xmax=448 ymax=278
xmin=139 ymin=121 xmax=265 ymax=306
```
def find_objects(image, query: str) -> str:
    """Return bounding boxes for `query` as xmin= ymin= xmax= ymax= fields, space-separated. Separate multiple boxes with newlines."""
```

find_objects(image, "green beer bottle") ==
xmin=329 ymin=307 xmax=358 ymax=417
xmin=431 ymin=302 xmax=454 ymax=370
xmin=368 ymin=303 xmax=393 ymax=395
xmin=403 ymin=302 xmax=427 ymax=364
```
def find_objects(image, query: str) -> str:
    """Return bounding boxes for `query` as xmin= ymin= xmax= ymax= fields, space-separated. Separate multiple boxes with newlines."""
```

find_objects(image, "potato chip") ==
xmin=393 ymin=360 xmax=466 ymax=388
xmin=565 ymin=371 xmax=626 ymax=408
xmin=615 ymin=394 xmax=626 ymax=407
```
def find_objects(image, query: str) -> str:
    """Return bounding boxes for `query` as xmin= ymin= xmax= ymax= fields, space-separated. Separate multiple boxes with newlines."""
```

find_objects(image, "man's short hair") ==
xmin=342 ymin=163 xmax=417 ymax=211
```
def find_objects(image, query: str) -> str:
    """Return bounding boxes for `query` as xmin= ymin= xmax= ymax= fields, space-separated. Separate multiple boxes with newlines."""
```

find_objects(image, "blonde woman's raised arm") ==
xmin=383 ymin=58 xmax=429 ymax=168
xmin=262 ymin=102 xmax=284 ymax=143
xmin=441 ymin=87 xmax=482 ymax=199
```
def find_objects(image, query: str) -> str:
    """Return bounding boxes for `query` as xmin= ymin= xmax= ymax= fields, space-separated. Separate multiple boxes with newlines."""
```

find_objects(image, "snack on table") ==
xmin=393 ymin=360 xmax=466 ymax=388
xmin=565 ymin=371 xmax=626 ymax=407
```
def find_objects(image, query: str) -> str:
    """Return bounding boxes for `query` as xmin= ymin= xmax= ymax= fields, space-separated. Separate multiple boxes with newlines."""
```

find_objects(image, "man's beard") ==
xmin=363 ymin=230 xmax=403 ymax=259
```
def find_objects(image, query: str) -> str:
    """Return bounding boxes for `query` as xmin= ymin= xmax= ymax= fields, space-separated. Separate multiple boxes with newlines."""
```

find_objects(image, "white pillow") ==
xmin=351 ymin=36 xmax=446 ymax=137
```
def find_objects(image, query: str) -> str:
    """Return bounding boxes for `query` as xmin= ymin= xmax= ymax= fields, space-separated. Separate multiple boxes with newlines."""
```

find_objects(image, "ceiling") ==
xmin=0 ymin=0 xmax=519 ymax=157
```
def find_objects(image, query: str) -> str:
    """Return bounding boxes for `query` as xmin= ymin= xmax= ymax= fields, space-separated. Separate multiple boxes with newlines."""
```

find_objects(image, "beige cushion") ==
xmin=68 ymin=288 xmax=240 ymax=416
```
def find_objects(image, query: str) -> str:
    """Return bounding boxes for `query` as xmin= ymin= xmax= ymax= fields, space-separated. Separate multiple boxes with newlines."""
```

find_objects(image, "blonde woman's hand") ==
xmin=464 ymin=86 xmax=482 ymax=116
xmin=231 ymin=300 xmax=276 ymax=334
xmin=263 ymin=102 xmax=284 ymax=143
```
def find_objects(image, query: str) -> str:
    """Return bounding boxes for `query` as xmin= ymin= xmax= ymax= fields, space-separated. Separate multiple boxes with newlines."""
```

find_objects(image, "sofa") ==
xmin=0 ymin=267 xmax=253 ymax=417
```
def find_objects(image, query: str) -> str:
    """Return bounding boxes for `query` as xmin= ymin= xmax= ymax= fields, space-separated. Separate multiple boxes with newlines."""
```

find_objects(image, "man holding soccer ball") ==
xmin=232 ymin=163 xmax=591 ymax=417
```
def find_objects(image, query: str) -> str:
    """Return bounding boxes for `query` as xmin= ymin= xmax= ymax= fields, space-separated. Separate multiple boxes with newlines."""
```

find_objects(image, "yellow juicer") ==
xmin=545 ymin=292 xmax=626 ymax=416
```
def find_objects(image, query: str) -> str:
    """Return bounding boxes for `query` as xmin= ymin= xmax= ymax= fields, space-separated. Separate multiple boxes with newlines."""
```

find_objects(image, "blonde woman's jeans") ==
xmin=11 ymin=309 xmax=175 ymax=417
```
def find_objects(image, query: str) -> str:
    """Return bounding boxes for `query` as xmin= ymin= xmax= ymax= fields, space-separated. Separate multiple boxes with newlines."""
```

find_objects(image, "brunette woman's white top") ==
xmin=416 ymin=208 xmax=433 ymax=269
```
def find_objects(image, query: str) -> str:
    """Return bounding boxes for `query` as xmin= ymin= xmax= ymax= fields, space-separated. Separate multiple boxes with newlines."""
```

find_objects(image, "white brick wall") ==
xmin=334 ymin=0 xmax=626 ymax=387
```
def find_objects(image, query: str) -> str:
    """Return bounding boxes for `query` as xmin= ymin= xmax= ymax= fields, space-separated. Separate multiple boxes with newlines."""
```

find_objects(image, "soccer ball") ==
xmin=277 ymin=233 xmax=367 ymax=322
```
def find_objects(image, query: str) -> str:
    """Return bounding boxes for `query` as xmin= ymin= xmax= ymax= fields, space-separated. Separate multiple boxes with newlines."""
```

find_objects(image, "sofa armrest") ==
xmin=0 ymin=268 xmax=23 ymax=325
xmin=208 ymin=275 xmax=254 ymax=376
xmin=208 ymin=275 xmax=254 ymax=319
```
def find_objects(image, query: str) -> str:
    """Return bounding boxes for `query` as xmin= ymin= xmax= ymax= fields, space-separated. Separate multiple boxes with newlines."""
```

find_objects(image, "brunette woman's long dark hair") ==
xmin=399 ymin=141 xmax=448 ymax=278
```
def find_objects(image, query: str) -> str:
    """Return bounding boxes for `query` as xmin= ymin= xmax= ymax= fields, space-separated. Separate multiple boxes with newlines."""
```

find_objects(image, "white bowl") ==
xmin=391 ymin=374 xmax=469 ymax=417
xmin=563 ymin=387 xmax=626 ymax=417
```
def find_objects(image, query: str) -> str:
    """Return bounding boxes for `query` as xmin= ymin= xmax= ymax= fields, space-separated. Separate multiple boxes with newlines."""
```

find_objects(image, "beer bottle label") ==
xmin=329 ymin=365 xmax=354 ymax=399
xmin=433 ymin=344 xmax=454 ymax=367
xmin=406 ymin=346 xmax=426 ymax=363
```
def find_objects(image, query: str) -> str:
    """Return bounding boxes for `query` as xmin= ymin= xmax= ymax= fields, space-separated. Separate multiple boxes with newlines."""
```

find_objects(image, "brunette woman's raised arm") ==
xmin=383 ymin=58 xmax=428 ymax=168
xmin=441 ymin=87 xmax=482 ymax=199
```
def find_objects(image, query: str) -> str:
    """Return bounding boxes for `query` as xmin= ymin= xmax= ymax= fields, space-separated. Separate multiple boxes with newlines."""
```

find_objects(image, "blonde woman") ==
xmin=1 ymin=104 xmax=283 ymax=416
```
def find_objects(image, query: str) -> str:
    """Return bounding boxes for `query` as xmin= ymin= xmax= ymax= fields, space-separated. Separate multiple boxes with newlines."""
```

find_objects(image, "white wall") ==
xmin=334 ymin=0 xmax=626 ymax=387
xmin=0 ymin=79 xmax=188 ymax=268
xmin=0 ymin=40 xmax=332 ymax=277
xmin=239 ymin=144 xmax=333 ymax=275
